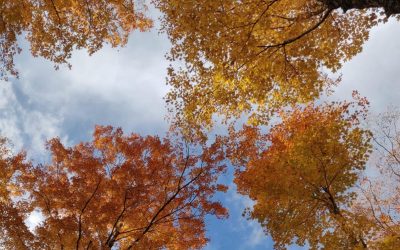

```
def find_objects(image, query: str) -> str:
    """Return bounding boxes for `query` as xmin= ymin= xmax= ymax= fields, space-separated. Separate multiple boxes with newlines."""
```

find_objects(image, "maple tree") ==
xmin=156 ymin=0 xmax=399 ymax=132
xmin=1 ymin=126 xmax=228 ymax=249
xmin=0 ymin=0 xmax=152 ymax=80
xmin=226 ymin=99 xmax=374 ymax=249
xmin=0 ymin=137 xmax=39 ymax=249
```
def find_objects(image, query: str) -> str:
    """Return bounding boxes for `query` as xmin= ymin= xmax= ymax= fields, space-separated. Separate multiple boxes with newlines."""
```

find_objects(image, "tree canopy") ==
xmin=1 ymin=1 xmax=400 ymax=249
xmin=226 ymin=99 xmax=374 ymax=249
xmin=156 ymin=0 xmax=399 ymax=132
xmin=0 ymin=137 xmax=38 ymax=249
xmin=1 ymin=126 xmax=227 ymax=249
xmin=0 ymin=0 xmax=152 ymax=80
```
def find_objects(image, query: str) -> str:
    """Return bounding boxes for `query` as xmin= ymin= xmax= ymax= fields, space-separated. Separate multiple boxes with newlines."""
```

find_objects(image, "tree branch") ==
xmin=125 ymin=163 xmax=205 ymax=249
xmin=258 ymin=8 xmax=332 ymax=49
xmin=76 ymin=179 xmax=102 ymax=250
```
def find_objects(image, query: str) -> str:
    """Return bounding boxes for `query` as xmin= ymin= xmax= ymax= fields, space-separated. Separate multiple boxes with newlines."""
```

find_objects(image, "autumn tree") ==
xmin=4 ymin=126 xmax=227 ymax=249
xmin=155 ymin=0 xmax=399 ymax=132
xmin=226 ymin=99 xmax=374 ymax=249
xmin=0 ymin=0 xmax=152 ymax=80
xmin=353 ymin=108 xmax=400 ymax=249
xmin=0 ymin=137 xmax=38 ymax=249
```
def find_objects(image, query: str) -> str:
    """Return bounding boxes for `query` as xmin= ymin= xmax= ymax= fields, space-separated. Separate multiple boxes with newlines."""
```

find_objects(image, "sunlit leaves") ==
xmin=3 ymin=126 xmax=227 ymax=249
xmin=226 ymin=100 xmax=373 ymax=249
xmin=0 ymin=0 xmax=152 ymax=80
xmin=0 ymin=137 xmax=37 ymax=249
xmin=156 ymin=0 xmax=387 ymax=132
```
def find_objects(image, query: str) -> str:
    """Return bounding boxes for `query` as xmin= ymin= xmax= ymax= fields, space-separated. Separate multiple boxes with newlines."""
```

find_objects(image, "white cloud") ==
xmin=0 ymin=21 xmax=172 ymax=161
xmin=329 ymin=18 xmax=400 ymax=112
xmin=222 ymin=183 xmax=273 ymax=249
xmin=0 ymin=81 xmax=64 ymax=158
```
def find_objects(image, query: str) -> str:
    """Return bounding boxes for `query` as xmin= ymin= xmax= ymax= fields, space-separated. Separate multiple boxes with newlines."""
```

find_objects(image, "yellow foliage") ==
xmin=156 ymin=0 xmax=387 ymax=133
xmin=226 ymin=100 xmax=373 ymax=249
xmin=0 ymin=0 xmax=152 ymax=80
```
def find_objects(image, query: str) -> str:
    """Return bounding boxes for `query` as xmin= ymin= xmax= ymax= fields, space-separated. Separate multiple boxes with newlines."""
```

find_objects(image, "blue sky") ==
xmin=1 ymin=12 xmax=400 ymax=250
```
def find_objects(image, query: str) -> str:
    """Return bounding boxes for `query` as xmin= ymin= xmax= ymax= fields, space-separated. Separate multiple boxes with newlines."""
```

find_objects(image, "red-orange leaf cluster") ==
xmin=1 ymin=126 xmax=227 ymax=249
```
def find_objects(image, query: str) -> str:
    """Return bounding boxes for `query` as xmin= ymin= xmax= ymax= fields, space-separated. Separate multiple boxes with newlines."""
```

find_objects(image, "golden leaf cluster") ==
xmin=226 ymin=101 xmax=373 ymax=249
xmin=156 ymin=0 xmax=387 ymax=132
xmin=0 ymin=0 xmax=152 ymax=80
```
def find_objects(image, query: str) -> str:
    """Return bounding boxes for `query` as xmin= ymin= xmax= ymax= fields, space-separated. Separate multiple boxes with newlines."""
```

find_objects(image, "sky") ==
xmin=1 ymin=11 xmax=400 ymax=250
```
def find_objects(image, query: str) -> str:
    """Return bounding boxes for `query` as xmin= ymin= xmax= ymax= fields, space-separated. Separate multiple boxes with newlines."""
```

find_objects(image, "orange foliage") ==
xmin=226 ymin=100 xmax=373 ymax=249
xmin=0 ymin=137 xmax=39 ymax=249
xmin=0 ymin=0 xmax=152 ymax=80
xmin=2 ymin=126 xmax=227 ymax=249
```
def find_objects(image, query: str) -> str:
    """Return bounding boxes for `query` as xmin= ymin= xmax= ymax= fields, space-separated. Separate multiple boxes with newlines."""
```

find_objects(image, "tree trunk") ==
xmin=319 ymin=0 xmax=400 ymax=15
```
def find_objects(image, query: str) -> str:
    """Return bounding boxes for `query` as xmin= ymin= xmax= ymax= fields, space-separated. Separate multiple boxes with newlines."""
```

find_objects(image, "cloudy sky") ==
xmin=1 ymin=11 xmax=400 ymax=250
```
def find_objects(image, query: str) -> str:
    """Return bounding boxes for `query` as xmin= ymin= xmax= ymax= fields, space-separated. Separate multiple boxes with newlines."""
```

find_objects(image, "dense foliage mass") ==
xmin=156 ymin=0 xmax=399 ymax=132
xmin=0 ymin=0 xmax=152 ymax=80
xmin=0 ymin=126 xmax=227 ymax=249
xmin=0 ymin=138 xmax=38 ymax=249
xmin=226 ymin=99 xmax=376 ymax=249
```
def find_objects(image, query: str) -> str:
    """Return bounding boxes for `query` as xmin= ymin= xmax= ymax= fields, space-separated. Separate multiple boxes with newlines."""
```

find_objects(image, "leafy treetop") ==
xmin=0 ymin=0 xmax=152 ymax=80
xmin=156 ymin=0 xmax=397 ymax=133
xmin=226 ymin=98 xmax=373 ymax=249
xmin=2 ymin=126 xmax=228 ymax=249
